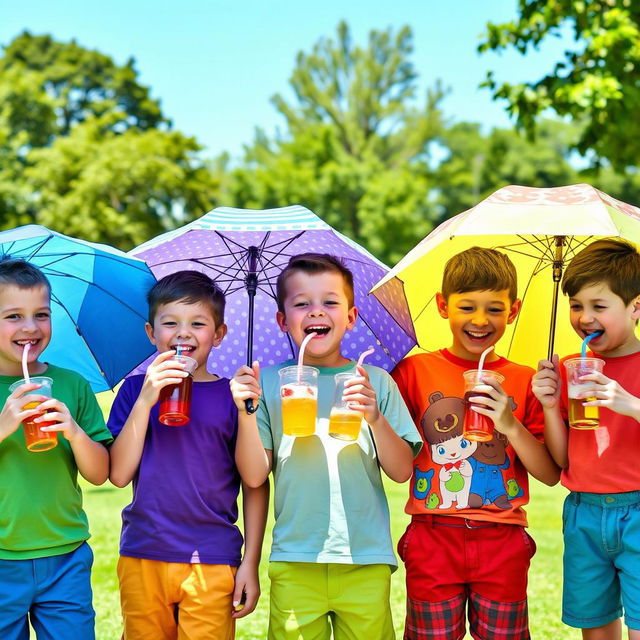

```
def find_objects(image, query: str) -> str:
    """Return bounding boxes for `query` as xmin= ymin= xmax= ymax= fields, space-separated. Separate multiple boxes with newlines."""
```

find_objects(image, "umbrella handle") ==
xmin=245 ymin=398 xmax=257 ymax=414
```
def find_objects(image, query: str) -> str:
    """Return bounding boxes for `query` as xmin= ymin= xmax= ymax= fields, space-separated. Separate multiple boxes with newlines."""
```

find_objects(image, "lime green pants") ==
xmin=267 ymin=561 xmax=394 ymax=640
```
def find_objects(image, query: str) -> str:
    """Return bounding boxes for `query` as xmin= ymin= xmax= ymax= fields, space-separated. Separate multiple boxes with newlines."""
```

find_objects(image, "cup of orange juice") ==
xmin=279 ymin=365 xmax=318 ymax=437
xmin=9 ymin=376 xmax=57 ymax=452
xmin=328 ymin=372 xmax=362 ymax=441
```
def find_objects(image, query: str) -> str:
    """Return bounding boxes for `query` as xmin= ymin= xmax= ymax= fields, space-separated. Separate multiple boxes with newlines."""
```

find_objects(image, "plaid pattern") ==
xmin=404 ymin=593 xmax=466 ymax=640
xmin=469 ymin=591 xmax=530 ymax=640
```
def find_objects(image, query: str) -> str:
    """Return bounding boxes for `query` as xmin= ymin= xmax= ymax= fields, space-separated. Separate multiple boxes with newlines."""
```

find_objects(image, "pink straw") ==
xmin=21 ymin=343 xmax=31 ymax=384
xmin=356 ymin=347 xmax=375 ymax=369
xmin=476 ymin=345 xmax=494 ymax=383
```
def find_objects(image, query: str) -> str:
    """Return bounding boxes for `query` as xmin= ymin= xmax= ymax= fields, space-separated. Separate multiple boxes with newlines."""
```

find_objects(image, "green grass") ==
xmin=83 ymin=474 xmax=580 ymax=639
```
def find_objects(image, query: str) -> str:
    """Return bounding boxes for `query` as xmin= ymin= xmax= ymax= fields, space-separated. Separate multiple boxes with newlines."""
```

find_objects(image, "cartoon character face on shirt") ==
xmin=472 ymin=431 xmax=508 ymax=465
xmin=430 ymin=435 xmax=477 ymax=470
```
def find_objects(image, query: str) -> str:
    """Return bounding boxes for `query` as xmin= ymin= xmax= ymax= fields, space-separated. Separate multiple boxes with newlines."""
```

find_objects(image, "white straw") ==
xmin=21 ymin=343 xmax=31 ymax=384
xmin=297 ymin=332 xmax=317 ymax=368
xmin=476 ymin=345 xmax=494 ymax=382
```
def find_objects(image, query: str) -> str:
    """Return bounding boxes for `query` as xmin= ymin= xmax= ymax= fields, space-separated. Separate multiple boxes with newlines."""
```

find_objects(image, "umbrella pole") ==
xmin=244 ymin=246 xmax=259 ymax=414
xmin=547 ymin=236 xmax=565 ymax=361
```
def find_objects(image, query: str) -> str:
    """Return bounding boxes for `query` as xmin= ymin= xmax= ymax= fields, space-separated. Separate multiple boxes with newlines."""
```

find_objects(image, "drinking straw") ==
xmin=356 ymin=347 xmax=375 ymax=369
xmin=581 ymin=331 xmax=603 ymax=358
xmin=21 ymin=342 xmax=31 ymax=384
xmin=175 ymin=345 xmax=182 ymax=356
xmin=297 ymin=332 xmax=317 ymax=368
xmin=476 ymin=345 xmax=495 ymax=383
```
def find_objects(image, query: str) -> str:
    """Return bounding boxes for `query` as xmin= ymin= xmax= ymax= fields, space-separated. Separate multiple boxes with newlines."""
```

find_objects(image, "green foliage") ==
xmin=479 ymin=0 xmax=640 ymax=170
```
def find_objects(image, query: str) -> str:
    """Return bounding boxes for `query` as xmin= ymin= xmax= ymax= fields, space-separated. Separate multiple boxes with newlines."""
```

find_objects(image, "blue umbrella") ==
xmin=131 ymin=206 xmax=416 ymax=411
xmin=0 ymin=225 xmax=157 ymax=392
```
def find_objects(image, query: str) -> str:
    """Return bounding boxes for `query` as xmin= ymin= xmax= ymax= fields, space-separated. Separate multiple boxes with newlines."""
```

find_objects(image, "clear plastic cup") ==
xmin=462 ymin=369 xmax=505 ymax=442
xmin=279 ymin=365 xmax=318 ymax=437
xmin=328 ymin=372 xmax=362 ymax=441
xmin=9 ymin=376 xmax=57 ymax=452
xmin=564 ymin=357 xmax=605 ymax=429
xmin=158 ymin=355 xmax=198 ymax=426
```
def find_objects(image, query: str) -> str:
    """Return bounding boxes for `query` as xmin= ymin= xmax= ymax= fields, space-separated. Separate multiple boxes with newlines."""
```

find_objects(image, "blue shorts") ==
xmin=0 ymin=542 xmax=95 ymax=640
xmin=562 ymin=491 xmax=640 ymax=630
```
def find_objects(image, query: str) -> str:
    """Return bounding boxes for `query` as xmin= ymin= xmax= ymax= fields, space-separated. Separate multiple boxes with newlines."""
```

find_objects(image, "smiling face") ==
xmin=146 ymin=299 xmax=227 ymax=380
xmin=276 ymin=270 xmax=357 ymax=368
xmin=436 ymin=289 xmax=521 ymax=361
xmin=568 ymin=281 xmax=640 ymax=357
xmin=0 ymin=284 xmax=51 ymax=376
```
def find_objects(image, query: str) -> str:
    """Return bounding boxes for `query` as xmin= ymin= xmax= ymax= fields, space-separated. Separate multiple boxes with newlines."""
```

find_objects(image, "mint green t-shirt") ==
xmin=257 ymin=360 xmax=422 ymax=568
xmin=0 ymin=364 xmax=113 ymax=559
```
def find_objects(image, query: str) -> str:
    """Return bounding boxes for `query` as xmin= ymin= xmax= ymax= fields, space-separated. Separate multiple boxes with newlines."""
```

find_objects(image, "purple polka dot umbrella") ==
xmin=130 ymin=205 xmax=416 ymax=410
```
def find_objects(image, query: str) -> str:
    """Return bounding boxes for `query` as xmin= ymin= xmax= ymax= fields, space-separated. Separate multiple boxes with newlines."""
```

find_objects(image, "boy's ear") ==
xmin=435 ymin=292 xmax=449 ymax=319
xmin=346 ymin=305 xmax=358 ymax=331
xmin=507 ymin=298 xmax=522 ymax=324
xmin=213 ymin=323 xmax=227 ymax=347
xmin=276 ymin=310 xmax=288 ymax=333
xmin=631 ymin=295 xmax=640 ymax=320
xmin=144 ymin=322 xmax=156 ymax=345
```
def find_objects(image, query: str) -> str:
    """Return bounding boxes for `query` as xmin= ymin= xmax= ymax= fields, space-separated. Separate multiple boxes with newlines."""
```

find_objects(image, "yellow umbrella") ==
xmin=371 ymin=183 xmax=640 ymax=368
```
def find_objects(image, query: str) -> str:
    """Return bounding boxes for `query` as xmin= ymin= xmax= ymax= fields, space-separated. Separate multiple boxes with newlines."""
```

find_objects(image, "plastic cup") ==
xmin=564 ymin=357 xmax=605 ymax=429
xmin=279 ymin=365 xmax=318 ymax=437
xmin=9 ymin=376 xmax=57 ymax=452
xmin=462 ymin=369 xmax=505 ymax=442
xmin=158 ymin=355 xmax=198 ymax=426
xmin=328 ymin=372 xmax=363 ymax=441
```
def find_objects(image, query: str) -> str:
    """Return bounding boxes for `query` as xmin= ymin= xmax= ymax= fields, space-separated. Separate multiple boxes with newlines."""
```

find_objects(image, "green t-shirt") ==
xmin=257 ymin=360 xmax=422 ymax=568
xmin=0 ymin=364 xmax=113 ymax=559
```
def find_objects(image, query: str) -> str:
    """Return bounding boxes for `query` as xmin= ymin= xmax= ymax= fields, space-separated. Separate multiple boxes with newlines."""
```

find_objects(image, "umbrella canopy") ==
xmin=0 ymin=225 xmax=157 ymax=392
xmin=131 ymin=205 xmax=415 ymax=378
xmin=371 ymin=183 xmax=640 ymax=368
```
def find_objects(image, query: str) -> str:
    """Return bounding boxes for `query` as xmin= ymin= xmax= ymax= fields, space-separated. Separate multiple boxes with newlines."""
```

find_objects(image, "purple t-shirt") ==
xmin=107 ymin=375 xmax=243 ymax=565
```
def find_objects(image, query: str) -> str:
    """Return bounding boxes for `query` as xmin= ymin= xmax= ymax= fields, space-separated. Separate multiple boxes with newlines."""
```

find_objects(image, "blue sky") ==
xmin=1 ymin=1 xmax=572 ymax=160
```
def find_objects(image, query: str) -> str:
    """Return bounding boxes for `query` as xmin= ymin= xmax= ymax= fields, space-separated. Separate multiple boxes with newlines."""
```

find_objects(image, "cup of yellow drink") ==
xmin=328 ymin=371 xmax=362 ymax=441
xmin=9 ymin=376 xmax=57 ymax=452
xmin=279 ymin=365 xmax=319 ymax=437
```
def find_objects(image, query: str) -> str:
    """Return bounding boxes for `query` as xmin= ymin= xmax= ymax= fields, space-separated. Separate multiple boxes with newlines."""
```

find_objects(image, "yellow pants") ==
xmin=267 ymin=561 xmax=394 ymax=640
xmin=117 ymin=556 xmax=236 ymax=640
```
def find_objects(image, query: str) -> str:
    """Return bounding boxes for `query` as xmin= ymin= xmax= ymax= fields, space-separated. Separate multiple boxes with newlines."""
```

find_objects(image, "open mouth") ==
xmin=172 ymin=344 xmax=196 ymax=353
xmin=304 ymin=326 xmax=330 ymax=337
xmin=465 ymin=330 xmax=491 ymax=341
xmin=15 ymin=339 xmax=39 ymax=348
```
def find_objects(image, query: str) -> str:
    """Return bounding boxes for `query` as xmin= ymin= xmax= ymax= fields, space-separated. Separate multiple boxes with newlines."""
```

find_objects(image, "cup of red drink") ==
xmin=9 ymin=376 xmax=57 ymax=452
xmin=462 ymin=369 xmax=505 ymax=442
xmin=158 ymin=355 xmax=198 ymax=426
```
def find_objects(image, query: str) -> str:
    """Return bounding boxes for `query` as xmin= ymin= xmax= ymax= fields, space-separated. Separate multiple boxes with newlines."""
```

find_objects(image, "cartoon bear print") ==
xmin=421 ymin=391 xmax=477 ymax=509
xmin=468 ymin=431 xmax=511 ymax=509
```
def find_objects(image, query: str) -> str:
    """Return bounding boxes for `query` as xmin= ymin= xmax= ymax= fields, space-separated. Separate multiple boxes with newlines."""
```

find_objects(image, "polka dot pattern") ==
xmin=131 ymin=208 xmax=416 ymax=378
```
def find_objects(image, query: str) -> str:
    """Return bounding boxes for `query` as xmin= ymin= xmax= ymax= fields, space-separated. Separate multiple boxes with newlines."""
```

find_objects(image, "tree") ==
xmin=479 ymin=1 xmax=640 ymax=170
xmin=225 ymin=22 xmax=446 ymax=265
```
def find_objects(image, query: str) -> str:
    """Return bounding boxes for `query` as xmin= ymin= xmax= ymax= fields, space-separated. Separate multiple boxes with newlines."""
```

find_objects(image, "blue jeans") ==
xmin=0 ymin=542 xmax=95 ymax=640
xmin=562 ymin=491 xmax=640 ymax=630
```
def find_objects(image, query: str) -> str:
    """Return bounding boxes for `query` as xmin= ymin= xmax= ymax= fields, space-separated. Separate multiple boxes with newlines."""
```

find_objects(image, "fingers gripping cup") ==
xmin=462 ymin=370 xmax=505 ymax=442
xmin=564 ymin=357 xmax=605 ymax=429
xmin=158 ymin=355 xmax=198 ymax=426
xmin=279 ymin=365 xmax=318 ymax=437
xmin=329 ymin=372 xmax=363 ymax=441
xmin=9 ymin=376 xmax=57 ymax=452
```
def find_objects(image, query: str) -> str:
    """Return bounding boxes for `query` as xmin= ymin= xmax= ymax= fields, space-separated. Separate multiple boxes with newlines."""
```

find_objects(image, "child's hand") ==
xmin=231 ymin=558 xmax=260 ymax=618
xmin=468 ymin=376 xmax=518 ymax=436
xmin=531 ymin=356 xmax=561 ymax=409
xmin=578 ymin=371 xmax=640 ymax=421
xmin=139 ymin=350 xmax=189 ymax=408
xmin=343 ymin=365 xmax=380 ymax=425
xmin=37 ymin=398 xmax=82 ymax=442
xmin=0 ymin=382 xmax=48 ymax=442
xmin=230 ymin=362 xmax=261 ymax=412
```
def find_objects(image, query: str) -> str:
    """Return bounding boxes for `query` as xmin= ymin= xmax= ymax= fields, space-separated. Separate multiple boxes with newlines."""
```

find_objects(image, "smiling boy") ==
xmin=391 ymin=246 xmax=559 ymax=640
xmin=232 ymin=253 xmax=422 ymax=640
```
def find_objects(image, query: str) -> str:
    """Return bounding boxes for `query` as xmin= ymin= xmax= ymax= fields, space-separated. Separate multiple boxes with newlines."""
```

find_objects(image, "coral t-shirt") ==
xmin=559 ymin=350 xmax=640 ymax=494
xmin=392 ymin=349 xmax=545 ymax=526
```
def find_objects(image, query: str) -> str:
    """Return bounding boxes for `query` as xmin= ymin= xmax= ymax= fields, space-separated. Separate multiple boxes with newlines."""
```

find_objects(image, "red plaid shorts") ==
xmin=398 ymin=515 xmax=535 ymax=640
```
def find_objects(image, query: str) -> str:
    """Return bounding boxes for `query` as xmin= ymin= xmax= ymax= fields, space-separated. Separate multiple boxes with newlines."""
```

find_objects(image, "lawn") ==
xmin=84 ymin=470 xmax=580 ymax=639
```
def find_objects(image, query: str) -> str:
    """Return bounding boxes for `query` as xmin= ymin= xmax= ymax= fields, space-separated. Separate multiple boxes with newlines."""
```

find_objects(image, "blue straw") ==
xmin=581 ymin=331 xmax=603 ymax=358
xmin=175 ymin=345 xmax=182 ymax=356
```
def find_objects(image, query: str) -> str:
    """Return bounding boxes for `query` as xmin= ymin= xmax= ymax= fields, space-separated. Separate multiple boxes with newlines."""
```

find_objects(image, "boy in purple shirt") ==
xmin=108 ymin=271 xmax=268 ymax=640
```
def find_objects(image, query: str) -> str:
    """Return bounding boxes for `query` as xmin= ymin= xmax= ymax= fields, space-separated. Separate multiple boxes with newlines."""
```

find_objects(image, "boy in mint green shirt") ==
xmin=0 ymin=258 xmax=112 ymax=640
xmin=232 ymin=253 xmax=422 ymax=640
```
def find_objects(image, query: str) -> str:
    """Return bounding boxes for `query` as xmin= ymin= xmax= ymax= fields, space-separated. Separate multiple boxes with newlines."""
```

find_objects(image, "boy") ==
xmin=232 ymin=253 xmax=422 ymax=640
xmin=391 ymin=247 xmax=559 ymax=640
xmin=108 ymin=271 xmax=268 ymax=640
xmin=532 ymin=239 xmax=640 ymax=640
xmin=0 ymin=257 xmax=112 ymax=640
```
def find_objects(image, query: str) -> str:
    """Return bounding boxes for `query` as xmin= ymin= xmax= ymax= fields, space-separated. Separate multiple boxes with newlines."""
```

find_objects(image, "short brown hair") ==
xmin=0 ymin=257 xmax=51 ymax=296
xmin=562 ymin=239 xmax=640 ymax=305
xmin=441 ymin=247 xmax=517 ymax=302
xmin=276 ymin=253 xmax=355 ymax=312
xmin=147 ymin=270 xmax=226 ymax=326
